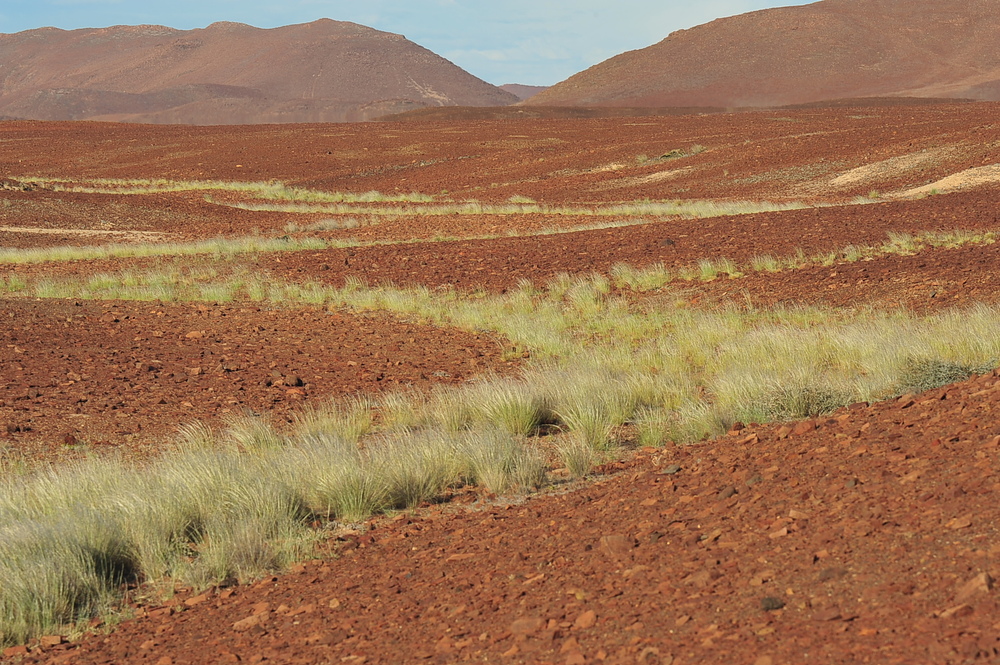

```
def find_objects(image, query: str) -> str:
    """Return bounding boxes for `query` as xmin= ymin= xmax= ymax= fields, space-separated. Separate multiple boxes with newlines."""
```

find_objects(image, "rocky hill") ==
xmin=0 ymin=19 xmax=518 ymax=124
xmin=526 ymin=0 xmax=1000 ymax=108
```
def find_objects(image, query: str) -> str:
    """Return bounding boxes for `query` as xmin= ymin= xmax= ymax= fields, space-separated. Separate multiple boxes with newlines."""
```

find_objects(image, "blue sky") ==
xmin=0 ymin=1 xmax=813 ymax=86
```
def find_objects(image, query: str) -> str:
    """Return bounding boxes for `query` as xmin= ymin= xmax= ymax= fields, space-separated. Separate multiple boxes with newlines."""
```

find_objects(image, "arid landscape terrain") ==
xmin=2 ymin=97 xmax=1000 ymax=664
xmin=0 ymin=20 xmax=517 ymax=124
xmin=529 ymin=0 xmax=1000 ymax=108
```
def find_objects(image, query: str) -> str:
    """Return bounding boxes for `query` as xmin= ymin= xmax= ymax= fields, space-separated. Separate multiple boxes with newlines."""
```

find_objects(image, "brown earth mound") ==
xmin=14 ymin=370 xmax=1000 ymax=664
xmin=0 ymin=20 xmax=517 ymax=124
xmin=527 ymin=0 xmax=1000 ymax=109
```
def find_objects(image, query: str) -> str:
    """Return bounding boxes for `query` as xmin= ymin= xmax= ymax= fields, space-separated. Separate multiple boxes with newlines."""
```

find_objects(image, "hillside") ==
xmin=0 ymin=20 xmax=518 ymax=124
xmin=526 ymin=0 xmax=1000 ymax=108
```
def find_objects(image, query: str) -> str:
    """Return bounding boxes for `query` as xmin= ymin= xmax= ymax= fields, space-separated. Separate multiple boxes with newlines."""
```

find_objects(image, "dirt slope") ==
xmin=527 ymin=0 xmax=1000 ymax=109
xmin=0 ymin=20 xmax=517 ymax=124
xmin=13 ymin=370 xmax=1000 ymax=664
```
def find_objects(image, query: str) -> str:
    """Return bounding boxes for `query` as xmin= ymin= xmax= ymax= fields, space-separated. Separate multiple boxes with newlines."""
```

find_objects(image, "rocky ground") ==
xmin=11 ymin=371 xmax=1000 ymax=664
xmin=3 ymin=103 xmax=1000 ymax=663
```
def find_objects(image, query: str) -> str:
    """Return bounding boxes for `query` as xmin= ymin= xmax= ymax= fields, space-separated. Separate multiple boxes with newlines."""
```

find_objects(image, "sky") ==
xmin=0 ymin=1 xmax=814 ymax=86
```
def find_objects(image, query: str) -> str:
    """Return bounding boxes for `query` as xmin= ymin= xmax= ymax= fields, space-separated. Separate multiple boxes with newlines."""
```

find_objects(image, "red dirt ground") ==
xmin=259 ymin=189 xmax=1000 ymax=292
xmin=682 ymin=241 xmax=1000 ymax=314
xmin=13 ymin=370 xmax=1000 ymax=665
xmin=2 ymin=103 xmax=999 ymax=210
xmin=4 ymin=106 xmax=1000 ymax=664
xmin=0 ymin=299 xmax=515 ymax=463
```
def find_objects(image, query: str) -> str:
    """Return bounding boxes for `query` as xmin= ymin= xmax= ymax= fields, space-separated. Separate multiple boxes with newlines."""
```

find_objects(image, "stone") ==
xmin=560 ymin=637 xmax=581 ymax=654
xmin=233 ymin=612 xmax=269 ymax=631
xmin=939 ymin=604 xmax=975 ymax=619
xmin=956 ymin=573 xmax=994 ymax=604
xmin=760 ymin=597 xmax=785 ymax=611
xmin=792 ymin=420 xmax=816 ymax=436
xmin=184 ymin=593 xmax=210 ymax=607
xmin=40 ymin=635 xmax=66 ymax=648
xmin=3 ymin=645 xmax=28 ymax=658
xmin=510 ymin=617 xmax=545 ymax=636
xmin=574 ymin=610 xmax=597 ymax=629
xmin=946 ymin=515 xmax=973 ymax=530
xmin=599 ymin=535 xmax=634 ymax=561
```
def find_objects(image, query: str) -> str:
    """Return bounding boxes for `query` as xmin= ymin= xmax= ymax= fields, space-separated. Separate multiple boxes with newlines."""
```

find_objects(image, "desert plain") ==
xmin=3 ymin=101 xmax=1000 ymax=663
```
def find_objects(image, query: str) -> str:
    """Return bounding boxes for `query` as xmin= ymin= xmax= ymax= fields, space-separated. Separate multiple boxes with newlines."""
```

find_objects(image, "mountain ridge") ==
xmin=0 ymin=19 xmax=518 ymax=124
xmin=525 ymin=0 xmax=1000 ymax=109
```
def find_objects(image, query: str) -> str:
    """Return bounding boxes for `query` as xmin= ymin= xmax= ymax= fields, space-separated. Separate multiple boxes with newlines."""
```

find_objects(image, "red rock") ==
xmin=599 ymin=534 xmax=634 ymax=560
xmin=233 ymin=612 xmax=269 ymax=631
xmin=510 ymin=617 xmax=545 ymax=636
xmin=956 ymin=573 xmax=995 ymax=604
xmin=938 ymin=604 xmax=975 ymax=619
xmin=574 ymin=610 xmax=597 ymax=629
xmin=184 ymin=593 xmax=210 ymax=607
xmin=946 ymin=515 xmax=973 ymax=530
xmin=560 ymin=637 xmax=582 ymax=654
xmin=3 ymin=645 xmax=28 ymax=658
xmin=39 ymin=635 xmax=66 ymax=648
xmin=792 ymin=420 xmax=816 ymax=436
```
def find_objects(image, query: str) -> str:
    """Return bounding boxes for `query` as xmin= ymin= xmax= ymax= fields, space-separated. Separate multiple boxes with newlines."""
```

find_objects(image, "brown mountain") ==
xmin=526 ymin=0 xmax=1000 ymax=109
xmin=499 ymin=84 xmax=549 ymax=101
xmin=0 ymin=20 xmax=518 ymax=124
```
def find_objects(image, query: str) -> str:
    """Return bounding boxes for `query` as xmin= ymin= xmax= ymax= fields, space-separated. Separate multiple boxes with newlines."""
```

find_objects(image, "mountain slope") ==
xmin=526 ymin=0 xmax=1000 ymax=108
xmin=0 ymin=20 xmax=518 ymax=124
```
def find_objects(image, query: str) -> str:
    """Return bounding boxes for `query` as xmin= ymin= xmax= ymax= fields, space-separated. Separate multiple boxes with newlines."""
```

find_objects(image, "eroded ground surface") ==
xmin=259 ymin=189 xmax=1000 ymax=292
xmin=0 ymin=299 xmax=513 ymax=463
xmin=682 ymin=241 xmax=1000 ymax=314
xmin=1 ymin=102 xmax=1000 ymax=251
xmin=4 ymin=106 xmax=1000 ymax=664
xmin=14 ymin=370 xmax=1000 ymax=665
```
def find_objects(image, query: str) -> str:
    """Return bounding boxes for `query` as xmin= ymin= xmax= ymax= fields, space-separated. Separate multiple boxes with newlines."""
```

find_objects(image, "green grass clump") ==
xmin=894 ymin=357 xmax=996 ymax=396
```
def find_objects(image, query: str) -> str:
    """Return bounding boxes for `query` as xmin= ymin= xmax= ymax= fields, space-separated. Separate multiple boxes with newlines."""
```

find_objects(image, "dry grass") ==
xmin=3 ymin=223 xmax=1000 ymax=645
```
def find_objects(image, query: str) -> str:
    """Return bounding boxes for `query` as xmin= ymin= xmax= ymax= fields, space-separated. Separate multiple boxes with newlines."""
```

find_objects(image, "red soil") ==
xmin=3 ymin=107 xmax=1000 ymax=664
xmin=1 ymin=102 xmax=999 ymax=210
xmin=684 ymin=241 xmax=1000 ymax=314
xmin=0 ymin=300 xmax=515 ymax=463
xmin=14 ymin=370 xmax=1000 ymax=664
xmin=260 ymin=190 xmax=1000 ymax=292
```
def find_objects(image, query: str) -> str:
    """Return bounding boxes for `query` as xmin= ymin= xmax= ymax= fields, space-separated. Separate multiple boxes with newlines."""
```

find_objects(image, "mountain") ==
xmin=525 ymin=0 xmax=1000 ymax=109
xmin=0 ymin=20 xmax=518 ymax=124
xmin=499 ymin=84 xmax=549 ymax=101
